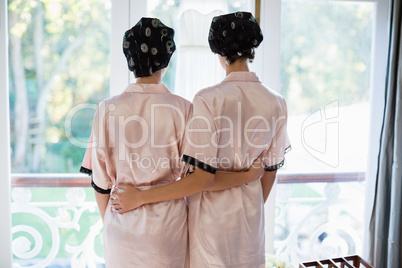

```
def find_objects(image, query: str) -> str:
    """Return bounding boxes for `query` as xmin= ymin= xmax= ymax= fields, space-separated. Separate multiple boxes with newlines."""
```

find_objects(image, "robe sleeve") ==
xmin=79 ymin=129 xmax=93 ymax=176
xmin=181 ymin=95 xmax=218 ymax=174
xmin=264 ymin=98 xmax=291 ymax=171
xmin=91 ymin=103 xmax=113 ymax=194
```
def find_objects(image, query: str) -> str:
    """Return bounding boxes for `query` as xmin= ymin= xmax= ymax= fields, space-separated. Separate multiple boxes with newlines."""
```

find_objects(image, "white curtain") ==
xmin=174 ymin=0 xmax=227 ymax=101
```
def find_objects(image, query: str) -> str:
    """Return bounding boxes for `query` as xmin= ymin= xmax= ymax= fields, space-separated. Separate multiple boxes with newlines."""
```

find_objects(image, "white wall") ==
xmin=0 ymin=0 xmax=13 ymax=265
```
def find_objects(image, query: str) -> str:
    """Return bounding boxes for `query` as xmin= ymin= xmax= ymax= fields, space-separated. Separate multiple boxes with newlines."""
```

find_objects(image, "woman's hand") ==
xmin=109 ymin=184 xmax=143 ymax=214
xmin=205 ymin=153 xmax=265 ymax=192
xmin=245 ymin=153 xmax=265 ymax=183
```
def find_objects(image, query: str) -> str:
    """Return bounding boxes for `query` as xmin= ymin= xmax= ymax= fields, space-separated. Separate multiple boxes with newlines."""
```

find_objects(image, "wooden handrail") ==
xmin=277 ymin=172 xmax=365 ymax=184
xmin=10 ymin=172 xmax=365 ymax=187
xmin=11 ymin=173 xmax=92 ymax=187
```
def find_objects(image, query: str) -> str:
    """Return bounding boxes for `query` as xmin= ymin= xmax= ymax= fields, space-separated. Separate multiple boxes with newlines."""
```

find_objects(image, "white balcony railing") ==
xmin=10 ymin=172 xmax=365 ymax=267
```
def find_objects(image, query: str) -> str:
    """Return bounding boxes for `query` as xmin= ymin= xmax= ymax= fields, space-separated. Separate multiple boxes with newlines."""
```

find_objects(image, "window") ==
xmin=8 ymin=0 xmax=111 ymax=266
xmin=148 ymin=0 xmax=255 ymax=100
xmin=4 ymin=0 xmax=389 ymax=266
xmin=282 ymin=0 xmax=374 ymax=173
xmin=9 ymin=0 xmax=110 ymax=173
xmin=274 ymin=0 xmax=382 ymax=264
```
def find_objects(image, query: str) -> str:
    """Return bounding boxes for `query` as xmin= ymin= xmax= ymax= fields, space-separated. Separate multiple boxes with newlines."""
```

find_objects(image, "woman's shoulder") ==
xmin=255 ymin=84 xmax=287 ymax=114
xmin=194 ymin=82 xmax=225 ymax=102
xmin=168 ymin=92 xmax=191 ymax=104
xmin=262 ymin=84 xmax=284 ymax=99
xmin=166 ymin=93 xmax=192 ymax=113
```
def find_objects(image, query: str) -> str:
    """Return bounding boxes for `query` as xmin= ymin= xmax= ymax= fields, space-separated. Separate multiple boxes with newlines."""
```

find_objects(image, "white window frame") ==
xmin=0 ymin=0 xmax=12 ymax=265
xmin=253 ymin=0 xmax=282 ymax=254
xmin=362 ymin=0 xmax=390 ymax=259
xmin=110 ymin=0 xmax=147 ymax=96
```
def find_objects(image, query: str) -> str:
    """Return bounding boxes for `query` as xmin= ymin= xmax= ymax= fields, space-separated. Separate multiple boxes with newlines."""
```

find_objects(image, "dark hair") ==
xmin=123 ymin=17 xmax=175 ymax=78
xmin=225 ymin=48 xmax=255 ymax=65
xmin=208 ymin=12 xmax=263 ymax=64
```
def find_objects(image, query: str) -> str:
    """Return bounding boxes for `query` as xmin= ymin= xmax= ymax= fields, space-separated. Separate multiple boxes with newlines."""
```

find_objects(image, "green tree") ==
xmin=280 ymin=1 xmax=373 ymax=115
xmin=8 ymin=0 xmax=110 ymax=172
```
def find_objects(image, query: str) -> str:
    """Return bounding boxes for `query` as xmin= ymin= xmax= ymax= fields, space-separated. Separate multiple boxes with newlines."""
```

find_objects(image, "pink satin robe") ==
xmin=82 ymin=83 xmax=191 ymax=267
xmin=182 ymin=72 xmax=290 ymax=268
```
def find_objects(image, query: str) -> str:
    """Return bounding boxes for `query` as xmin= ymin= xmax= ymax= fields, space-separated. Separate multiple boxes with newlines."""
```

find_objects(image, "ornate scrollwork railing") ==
xmin=11 ymin=175 xmax=104 ymax=268
xmin=11 ymin=172 xmax=365 ymax=267
xmin=274 ymin=172 xmax=366 ymax=265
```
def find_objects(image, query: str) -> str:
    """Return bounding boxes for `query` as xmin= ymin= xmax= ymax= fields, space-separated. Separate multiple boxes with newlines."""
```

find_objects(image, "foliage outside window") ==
xmin=281 ymin=1 xmax=374 ymax=173
xmin=8 ymin=0 xmax=110 ymax=173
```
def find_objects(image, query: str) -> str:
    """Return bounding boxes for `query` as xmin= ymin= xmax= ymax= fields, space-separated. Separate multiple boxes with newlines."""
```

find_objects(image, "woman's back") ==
xmin=87 ymin=17 xmax=190 ymax=268
xmin=185 ymin=71 xmax=288 ymax=268
xmin=92 ymin=83 xmax=191 ymax=267
xmin=194 ymin=71 xmax=287 ymax=171
xmin=95 ymin=83 xmax=191 ymax=188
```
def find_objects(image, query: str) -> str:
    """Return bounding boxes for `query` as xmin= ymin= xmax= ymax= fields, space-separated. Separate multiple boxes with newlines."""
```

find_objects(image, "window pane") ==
xmin=275 ymin=181 xmax=365 ymax=261
xmin=280 ymin=0 xmax=374 ymax=173
xmin=277 ymin=0 xmax=375 ymax=264
xmin=147 ymin=0 xmax=181 ymax=92
xmin=9 ymin=0 xmax=111 ymax=265
xmin=8 ymin=0 xmax=111 ymax=173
